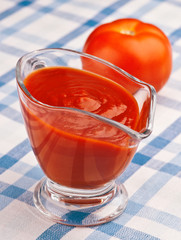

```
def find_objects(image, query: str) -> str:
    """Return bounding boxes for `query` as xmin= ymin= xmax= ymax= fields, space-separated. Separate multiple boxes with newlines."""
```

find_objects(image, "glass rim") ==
xmin=16 ymin=47 xmax=156 ymax=140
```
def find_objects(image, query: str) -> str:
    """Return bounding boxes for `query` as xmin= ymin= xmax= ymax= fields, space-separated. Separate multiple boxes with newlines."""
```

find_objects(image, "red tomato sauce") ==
xmin=21 ymin=67 xmax=139 ymax=189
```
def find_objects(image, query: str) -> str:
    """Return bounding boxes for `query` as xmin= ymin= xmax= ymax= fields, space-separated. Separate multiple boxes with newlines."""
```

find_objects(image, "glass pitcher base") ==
xmin=33 ymin=177 xmax=128 ymax=226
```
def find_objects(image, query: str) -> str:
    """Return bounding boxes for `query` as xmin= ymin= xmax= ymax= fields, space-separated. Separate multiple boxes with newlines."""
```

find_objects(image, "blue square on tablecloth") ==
xmin=149 ymin=136 xmax=170 ymax=149
xmin=115 ymin=226 xmax=159 ymax=240
xmin=85 ymin=19 xmax=98 ymax=27
xmin=63 ymin=211 xmax=90 ymax=225
xmin=0 ymin=167 xmax=5 ymax=174
xmin=8 ymin=139 xmax=31 ymax=160
xmin=132 ymin=153 xmax=150 ymax=165
xmin=145 ymin=158 xmax=165 ymax=171
xmin=11 ymin=161 xmax=33 ymax=175
xmin=0 ymin=69 xmax=14 ymax=86
xmin=97 ymin=222 xmax=122 ymax=236
xmin=36 ymin=223 xmax=72 ymax=240
xmin=139 ymin=145 xmax=160 ymax=158
xmin=0 ymin=82 xmax=14 ymax=94
xmin=1 ymin=185 xmax=26 ymax=199
xmin=25 ymin=166 xmax=44 ymax=180
xmin=86 ymin=231 xmax=110 ymax=240
xmin=11 ymin=90 xmax=18 ymax=97
xmin=113 ymin=212 xmax=133 ymax=226
xmin=1 ymin=107 xmax=23 ymax=123
xmin=137 ymin=205 xmax=181 ymax=231
xmin=18 ymin=0 xmax=32 ymax=7
xmin=119 ymin=162 xmax=140 ymax=183
xmin=125 ymin=200 xmax=143 ymax=215
xmin=14 ymin=175 xmax=37 ymax=189
xmin=0 ymin=195 xmax=13 ymax=210
xmin=18 ymin=190 xmax=34 ymax=206
xmin=0 ymin=181 xmax=10 ymax=193
xmin=0 ymin=103 xmax=7 ymax=111
xmin=0 ymin=155 xmax=17 ymax=169
xmin=160 ymin=163 xmax=181 ymax=175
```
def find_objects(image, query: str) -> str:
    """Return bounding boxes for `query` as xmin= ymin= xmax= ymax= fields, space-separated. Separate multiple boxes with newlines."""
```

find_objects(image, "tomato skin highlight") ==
xmin=83 ymin=18 xmax=172 ymax=92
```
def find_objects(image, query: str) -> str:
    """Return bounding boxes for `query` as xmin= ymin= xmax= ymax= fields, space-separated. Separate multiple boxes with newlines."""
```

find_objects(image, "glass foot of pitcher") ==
xmin=33 ymin=177 xmax=128 ymax=226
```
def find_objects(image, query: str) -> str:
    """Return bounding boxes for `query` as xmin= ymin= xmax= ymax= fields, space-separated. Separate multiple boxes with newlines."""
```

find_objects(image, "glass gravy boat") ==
xmin=16 ymin=48 xmax=156 ymax=226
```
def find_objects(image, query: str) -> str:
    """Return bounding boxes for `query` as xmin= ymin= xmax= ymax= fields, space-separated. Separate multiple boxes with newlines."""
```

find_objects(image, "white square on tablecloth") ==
xmin=0 ymin=52 xmax=17 ymax=75
xmin=20 ymin=151 xmax=37 ymax=167
xmin=147 ymin=176 xmax=181 ymax=218
xmin=174 ymin=133 xmax=181 ymax=145
xmin=61 ymin=227 xmax=94 ymax=240
xmin=3 ymin=35 xmax=47 ymax=53
xmin=0 ymin=169 xmax=22 ymax=185
xmin=0 ymin=200 xmax=52 ymax=240
xmin=0 ymin=115 xmax=26 ymax=154
xmin=172 ymin=67 xmax=181 ymax=82
xmin=126 ymin=215 xmax=181 ymax=240
xmin=0 ymin=6 xmax=34 ymax=28
xmin=116 ymin=0 xmax=150 ymax=16
xmin=153 ymin=105 xmax=181 ymax=136
xmin=125 ymin=166 xmax=156 ymax=198
xmin=22 ymin=14 xmax=78 ymax=43
xmin=142 ymin=2 xmax=181 ymax=29
xmin=154 ymin=150 xmax=176 ymax=163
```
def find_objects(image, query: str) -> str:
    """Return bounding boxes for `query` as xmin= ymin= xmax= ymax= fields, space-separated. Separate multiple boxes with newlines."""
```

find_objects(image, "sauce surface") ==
xmin=24 ymin=67 xmax=139 ymax=129
xmin=22 ymin=67 xmax=139 ymax=188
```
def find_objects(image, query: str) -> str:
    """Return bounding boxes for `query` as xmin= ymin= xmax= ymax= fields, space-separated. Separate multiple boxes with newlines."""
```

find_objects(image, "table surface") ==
xmin=0 ymin=0 xmax=181 ymax=239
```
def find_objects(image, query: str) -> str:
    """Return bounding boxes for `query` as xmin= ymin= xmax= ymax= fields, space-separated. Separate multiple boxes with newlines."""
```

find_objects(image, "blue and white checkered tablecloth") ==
xmin=0 ymin=0 xmax=181 ymax=239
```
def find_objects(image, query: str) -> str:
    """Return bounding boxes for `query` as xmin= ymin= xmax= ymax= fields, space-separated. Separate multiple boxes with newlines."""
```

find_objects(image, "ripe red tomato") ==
xmin=83 ymin=18 xmax=172 ymax=92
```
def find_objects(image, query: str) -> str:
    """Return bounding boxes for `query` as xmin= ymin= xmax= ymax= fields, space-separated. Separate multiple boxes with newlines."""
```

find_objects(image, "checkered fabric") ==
xmin=0 ymin=0 xmax=181 ymax=239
